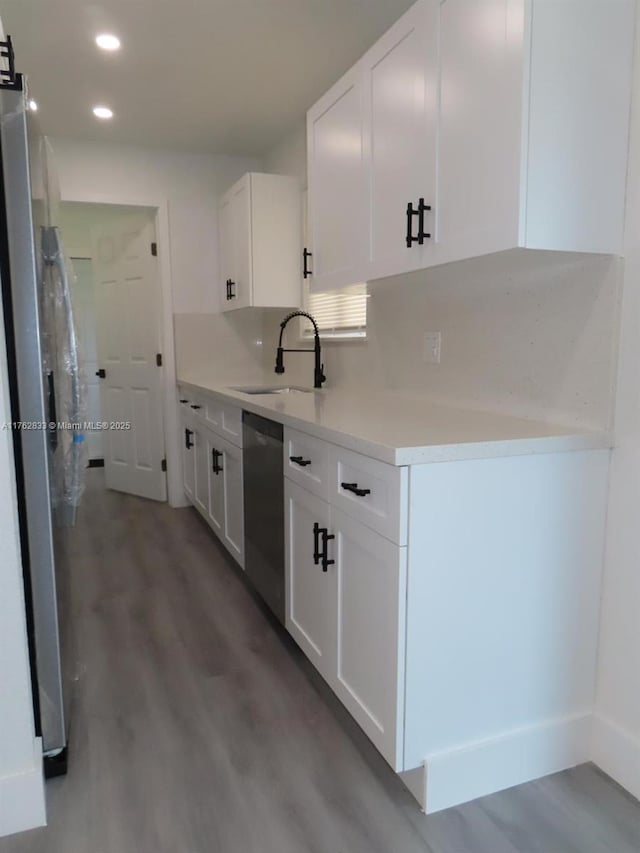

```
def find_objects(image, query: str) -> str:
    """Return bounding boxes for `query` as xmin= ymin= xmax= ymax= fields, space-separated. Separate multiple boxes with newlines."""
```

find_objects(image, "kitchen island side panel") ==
xmin=403 ymin=449 xmax=610 ymax=810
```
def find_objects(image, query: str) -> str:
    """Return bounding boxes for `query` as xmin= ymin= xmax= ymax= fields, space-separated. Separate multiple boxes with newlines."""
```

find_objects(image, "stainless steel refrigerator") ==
xmin=0 ymin=38 xmax=86 ymax=776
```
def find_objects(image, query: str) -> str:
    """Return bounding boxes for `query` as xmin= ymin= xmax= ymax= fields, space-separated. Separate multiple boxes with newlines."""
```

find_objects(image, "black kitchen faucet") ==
xmin=275 ymin=311 xmax=326 ymax=390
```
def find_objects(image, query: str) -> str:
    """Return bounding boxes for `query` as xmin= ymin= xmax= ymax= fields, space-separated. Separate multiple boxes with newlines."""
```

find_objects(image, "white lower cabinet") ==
xmin=193 ymin=423 xmax=209 ymax=519
xmin=285 ymin=481 xmax=333 ymax=679
xmin=180 ymin=407 xmax=195 ymax=500
xmin=284 ymin=478 xmax=406 ymax=769
xmin=331 ymin=509 xmax=406 ymax=770
xmin=219 ymin=438 xmax=244 ymax=567
xmin=179 ymin=391 xmax=244 ymax=568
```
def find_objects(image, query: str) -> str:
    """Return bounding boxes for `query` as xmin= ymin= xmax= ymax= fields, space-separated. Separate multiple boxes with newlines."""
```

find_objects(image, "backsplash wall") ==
xmin=175 ymin=250 xmax=622 ymax=431
xmin=255 ymin=250 xmax=622 ymax=430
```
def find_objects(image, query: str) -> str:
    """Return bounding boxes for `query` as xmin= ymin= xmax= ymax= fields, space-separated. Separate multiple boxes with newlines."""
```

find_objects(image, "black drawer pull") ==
xmin=185 ymin=428 xmax=194 ymax=450
xmin=180 ymin=399 xmax=189 ymax=404
xmin=341 ymin=481 xmax=371 ymax=498
xmin=290 ymin=455 xmax=312 ymax=468
xmin=190 ymin=404 xmax=201 ymax=410
xmin=212 ymin=449 xmax=223 ymax=475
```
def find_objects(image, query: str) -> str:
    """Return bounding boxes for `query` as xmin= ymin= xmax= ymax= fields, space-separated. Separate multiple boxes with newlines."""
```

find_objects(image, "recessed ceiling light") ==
xmin=28 ymin=99 xmax=38 ymax=111
xmin=95 ymin=33 xmax=120 ymax=51
xmin=93 ymin=105 xmax=114 ymax=120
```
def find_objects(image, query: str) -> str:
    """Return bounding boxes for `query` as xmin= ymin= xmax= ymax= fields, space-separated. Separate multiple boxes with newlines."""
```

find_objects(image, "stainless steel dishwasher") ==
xmin=242 ymin=411 xmax=285 ymax=623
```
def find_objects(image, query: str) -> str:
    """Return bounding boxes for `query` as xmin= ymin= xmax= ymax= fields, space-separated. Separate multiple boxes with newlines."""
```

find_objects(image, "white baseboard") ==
xmin=591 ymin=713 xmax=640 ymax=802
xmin=416 ymin=713 xmax=591 ymax=814
xmin=0 ymin=739 xmax=46 ymax=838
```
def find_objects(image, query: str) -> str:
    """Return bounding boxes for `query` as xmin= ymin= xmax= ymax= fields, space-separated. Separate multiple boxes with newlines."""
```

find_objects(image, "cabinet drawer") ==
xmin=205 ymin=398 xmax=243 ymax=448
xmin=329 ymin=446 xmax=408 ymax=545
xmin=178 ymin=388 xmax=207 ymax=421
xmin=284 ymin=427 xmax=329 ymax=500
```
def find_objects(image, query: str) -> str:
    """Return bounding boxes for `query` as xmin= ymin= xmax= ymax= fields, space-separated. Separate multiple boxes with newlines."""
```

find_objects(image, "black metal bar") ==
xmin=341 ymin=481 xmax=371 ymax=498
xmin=303 ymin=248 xmax=313 ymax=279
xmin=313 ymin=522 xmax=321 ymax=566
xmin=417 ymin=197 xmax=432 ymax=244
xmin=290 ymin=455 xmax=312 ymax=468
xmin=185 ymin=428 xmax=193 ymax=450
xmin=406 ymin=201 xmax=418 ymax=248
xmin=190 ymin=404 xmax=201 ymax=410
xmin=321 ymin=529 xmax=335 ymax=573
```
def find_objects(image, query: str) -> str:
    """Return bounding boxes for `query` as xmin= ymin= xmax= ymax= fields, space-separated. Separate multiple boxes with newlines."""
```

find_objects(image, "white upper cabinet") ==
xmin=219 ymin=172 xmax=302 ymax=312
xmin=365 ymin=0 xmax=438 ymax=280
xmin=306 ymin=0 xmax=635 ymax=291
xmin=307 ymin=67 xmax=368 ymax=291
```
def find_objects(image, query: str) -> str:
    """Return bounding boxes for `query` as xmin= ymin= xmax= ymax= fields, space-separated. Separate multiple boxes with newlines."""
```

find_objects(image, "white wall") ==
xmin=49 ymin=138 xmax=260 ymax=314
xmin=0 ymin=311 xmax=46 ymax=836
xmin=49 ymin=138 xmax=261 ymax=506
xmin=593 ymin=11 xmax=640 ymax=801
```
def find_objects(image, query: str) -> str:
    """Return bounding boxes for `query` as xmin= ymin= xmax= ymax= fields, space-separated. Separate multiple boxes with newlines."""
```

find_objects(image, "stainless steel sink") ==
xmin=229 ymin=385 xmax=314 ymax=396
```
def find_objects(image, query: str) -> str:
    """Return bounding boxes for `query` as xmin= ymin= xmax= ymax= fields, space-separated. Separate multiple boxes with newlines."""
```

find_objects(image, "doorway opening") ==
xmin=59 ymin=202 xmax=167 ymax=502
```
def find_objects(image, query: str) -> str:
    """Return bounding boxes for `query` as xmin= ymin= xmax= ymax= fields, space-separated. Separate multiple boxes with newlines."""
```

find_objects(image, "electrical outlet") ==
xmin=423 ymin=331 xmax=441 ymax=364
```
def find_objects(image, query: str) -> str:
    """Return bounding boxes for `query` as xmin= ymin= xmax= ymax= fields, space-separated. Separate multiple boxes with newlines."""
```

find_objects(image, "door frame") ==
xmin=61 ymin=196 xmax=184 ymax=507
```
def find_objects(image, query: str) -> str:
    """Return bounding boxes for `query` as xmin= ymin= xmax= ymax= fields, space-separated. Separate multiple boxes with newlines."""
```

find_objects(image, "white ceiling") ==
xmin=0 ymin=0 xmax=414 ymax=156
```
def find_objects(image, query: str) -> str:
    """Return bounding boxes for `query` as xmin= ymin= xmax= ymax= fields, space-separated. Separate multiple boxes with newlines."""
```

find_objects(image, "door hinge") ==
xmin=161 ymin=458 xmax=167 ymax=472
xmin=156 ymin=353 xmax=162 ymax=367
xmin=151 ymin=242 xmax=158 ymax=257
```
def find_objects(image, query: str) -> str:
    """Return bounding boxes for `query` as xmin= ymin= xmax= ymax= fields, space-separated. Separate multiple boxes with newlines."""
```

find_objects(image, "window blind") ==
xmin=302 ymin=281 xmax=368 ymax=339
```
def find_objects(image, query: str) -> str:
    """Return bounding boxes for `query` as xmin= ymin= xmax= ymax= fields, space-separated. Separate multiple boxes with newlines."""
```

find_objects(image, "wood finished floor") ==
xmin=3 ymin=471 xmax=640 ymax=853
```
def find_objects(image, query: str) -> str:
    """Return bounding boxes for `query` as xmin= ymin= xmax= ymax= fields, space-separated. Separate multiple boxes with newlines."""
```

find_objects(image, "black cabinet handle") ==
xmin=313 ymin=523 xmax=334 ymax=572
xmin=313 ymin=522 xmax=321 ymax=565
xmin=96 ymin=368 xmax=106 ymax=378
xmin=190 ymin=404 xmax=201 ymax=410
xmin=303 ymin=248 xmax=313 ymax=279
xmin=341 ymin=481 xmax=371 ymax=498
xmin=179 ymin=399 xmax=189 ymax=404
xmin=406 ymin=198 xmax=432 ymax=247
xmin=417 ymin=197 xmax=432 ymax=244
xmin=225 ymin=279 xmax=231 ymax=300
xmin=290 ymin=455 xmax=312 ymax=468
xmin=228 ymin=280 xmax=236 ymax=300
xmin=185 ymin=428 xmax=194 ymax=450
xmin=212 ymin=448 xmax=223 ymax=475
xmin=321 ymin=528 xmax=335 ymax=573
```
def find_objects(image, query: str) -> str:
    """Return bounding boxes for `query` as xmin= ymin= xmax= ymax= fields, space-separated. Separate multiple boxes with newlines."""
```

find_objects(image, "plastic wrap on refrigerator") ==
xmin=38 ymin=136 xmax=87 ymax=525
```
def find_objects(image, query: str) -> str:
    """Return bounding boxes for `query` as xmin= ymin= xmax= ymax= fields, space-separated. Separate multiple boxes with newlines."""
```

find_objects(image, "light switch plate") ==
xmin=423 ymin=332 xmax=441 ymax=364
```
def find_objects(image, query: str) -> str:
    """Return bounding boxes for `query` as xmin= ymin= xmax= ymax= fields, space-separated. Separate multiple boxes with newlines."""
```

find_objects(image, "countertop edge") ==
xmin=177 ymin=379 xmax=613 ymax=466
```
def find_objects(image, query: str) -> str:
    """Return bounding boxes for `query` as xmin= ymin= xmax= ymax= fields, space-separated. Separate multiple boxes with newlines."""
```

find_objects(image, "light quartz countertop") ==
xmin=178 ymin=376 xmax=611 ymax=466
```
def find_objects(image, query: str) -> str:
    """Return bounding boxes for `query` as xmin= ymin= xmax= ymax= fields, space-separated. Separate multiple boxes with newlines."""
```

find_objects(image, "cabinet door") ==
xmin=206 ymin=433 xmax=225 ymax=538
xmin=307 ymin=66 xmax=367 ymax=292
xmin=330 ymin=509 xmax=407 ymax=771
xmin=365 ymin=0 xmax=438 ymax=280
xmin=193 ymin=423 xmax=209 ymax=518
xmin=285 ymin=481 xmax=333 ymax=678
xmin=220 ymin=176 xmax=252 ymax=311
xmin=181 ymin=413 xmax=195 ymax=501
xmin=221 ymin=438 xmax=244 ymax=567
xmin=219 ymin=189 xmax=236 ymax=312
xmin=437 ymin=0 xmax=523 ymax=261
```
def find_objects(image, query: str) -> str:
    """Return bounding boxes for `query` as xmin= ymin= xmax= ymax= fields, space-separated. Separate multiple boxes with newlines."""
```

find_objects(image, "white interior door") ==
xmin=91 ymin=212 xmax=167 ymax=501
xmin=69 ymin=257 xmax=103 ymax=461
